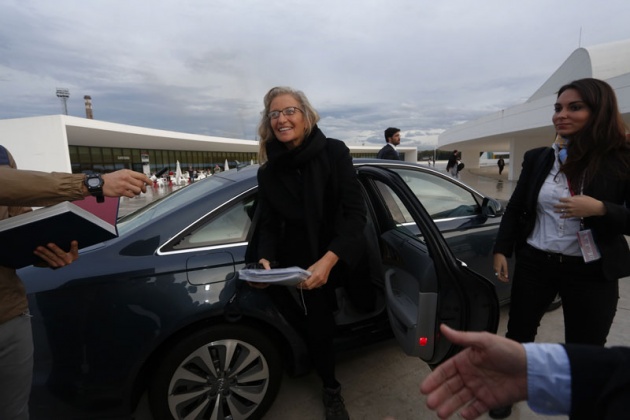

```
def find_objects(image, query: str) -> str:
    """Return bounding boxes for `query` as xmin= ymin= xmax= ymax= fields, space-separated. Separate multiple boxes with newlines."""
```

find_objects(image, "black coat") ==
xmin=566 ymin=344 xmax=630 ymax=420
xmin=254 ymin=126 xmax=367 ymax=271
xmin=493 ymin=146 xmax=630 ymax=281
xmin=376 ymin=144 xmax=400 ymax=160
xmin=446 ymin=154 xmax=459 ymax=171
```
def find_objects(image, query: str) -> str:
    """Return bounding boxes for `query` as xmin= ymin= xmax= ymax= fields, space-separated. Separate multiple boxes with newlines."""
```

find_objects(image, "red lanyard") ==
xmin=567 ymin=178 xmax=575 ymax=197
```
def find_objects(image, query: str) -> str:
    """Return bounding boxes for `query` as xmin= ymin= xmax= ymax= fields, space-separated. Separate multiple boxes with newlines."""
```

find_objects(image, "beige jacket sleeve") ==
xmin=0 ymin=167 xmax=87 ymax=207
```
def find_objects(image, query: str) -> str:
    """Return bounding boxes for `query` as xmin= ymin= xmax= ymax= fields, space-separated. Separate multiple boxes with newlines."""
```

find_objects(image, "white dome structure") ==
xmin=438 ymin=39 xmax=630 ymax=180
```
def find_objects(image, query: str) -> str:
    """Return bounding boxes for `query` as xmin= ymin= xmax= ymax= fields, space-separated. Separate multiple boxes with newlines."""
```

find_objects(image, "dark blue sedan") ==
xmin=21 ymin=160 xmax=503 ymax=419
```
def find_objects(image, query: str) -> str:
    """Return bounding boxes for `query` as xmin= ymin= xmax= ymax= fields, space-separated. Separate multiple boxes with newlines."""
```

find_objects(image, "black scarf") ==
xmin=265 ymin=126 xmax=331 ymax=260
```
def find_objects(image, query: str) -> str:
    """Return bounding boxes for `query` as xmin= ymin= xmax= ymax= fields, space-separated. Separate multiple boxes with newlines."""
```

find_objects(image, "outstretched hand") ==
xmin=102 ymin=169 xmax=152 ymax=198
xmin=420 ymin=324 xmax=528 ymax=419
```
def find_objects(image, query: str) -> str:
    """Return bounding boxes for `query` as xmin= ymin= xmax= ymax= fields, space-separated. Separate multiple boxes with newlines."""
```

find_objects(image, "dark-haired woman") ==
xmin=491 ymin=78 xmax=630 ymax=418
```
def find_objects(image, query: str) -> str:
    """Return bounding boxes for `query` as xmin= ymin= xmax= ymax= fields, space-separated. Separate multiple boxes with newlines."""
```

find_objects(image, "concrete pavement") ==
xmin=262 ymin=165 xmax=630 ymax=420
xmin=129 ymin=166 xmax=629 ymax=420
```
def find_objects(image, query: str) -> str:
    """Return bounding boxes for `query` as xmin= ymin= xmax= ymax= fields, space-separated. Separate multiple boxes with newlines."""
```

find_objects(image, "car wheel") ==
xmin=547 ymin=293 xmax=562 ymax=312
xmin=148 ymin=324 xmax=282 ymax=420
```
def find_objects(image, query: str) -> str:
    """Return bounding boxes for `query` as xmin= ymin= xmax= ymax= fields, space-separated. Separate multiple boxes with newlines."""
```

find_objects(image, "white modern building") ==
xmin=438 ymin=39 xmax=630 ymax=180
xmin=0 ymin=115 xmax=418 ymax=175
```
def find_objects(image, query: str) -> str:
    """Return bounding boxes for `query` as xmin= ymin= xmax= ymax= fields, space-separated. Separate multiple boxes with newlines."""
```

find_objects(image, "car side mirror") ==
xmin=481 ymin=197 xmax=503 ymax=217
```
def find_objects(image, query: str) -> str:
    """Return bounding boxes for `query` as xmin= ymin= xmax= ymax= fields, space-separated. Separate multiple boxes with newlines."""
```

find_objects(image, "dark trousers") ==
xmin=267 ymin=285 xmax=338 ymax=389
xmin=506 ymin=245 xmax=619 ymax=346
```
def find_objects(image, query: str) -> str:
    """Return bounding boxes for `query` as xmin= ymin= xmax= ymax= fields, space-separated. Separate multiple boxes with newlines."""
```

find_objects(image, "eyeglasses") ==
xmin=267 ymin=107 xmax=303 ymax=120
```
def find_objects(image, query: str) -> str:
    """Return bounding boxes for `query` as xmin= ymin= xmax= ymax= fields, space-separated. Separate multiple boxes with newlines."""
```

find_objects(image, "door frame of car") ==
xmin=357 ymin=166 xmax=500 ymax=365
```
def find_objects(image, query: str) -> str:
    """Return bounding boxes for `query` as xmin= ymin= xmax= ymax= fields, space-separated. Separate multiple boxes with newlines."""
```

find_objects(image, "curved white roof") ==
xmin=529 ymin=39 xmax=630 ymax=101
xmin=439 ymin=39 xmax=630 ymax=164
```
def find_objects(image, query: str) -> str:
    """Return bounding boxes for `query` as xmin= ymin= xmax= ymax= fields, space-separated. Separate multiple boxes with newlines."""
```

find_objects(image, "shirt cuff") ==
xmin=524 ymin=343 xmax=572 ymax=415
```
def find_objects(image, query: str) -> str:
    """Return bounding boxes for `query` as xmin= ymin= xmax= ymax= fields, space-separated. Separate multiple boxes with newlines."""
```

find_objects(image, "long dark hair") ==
xmin=559 ymin=78 xmax=630 ymax=191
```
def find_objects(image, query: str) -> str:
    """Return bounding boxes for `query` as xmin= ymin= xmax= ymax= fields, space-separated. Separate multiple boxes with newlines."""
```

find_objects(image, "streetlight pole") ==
xmin=56 ymin=88 xmax=70 ymax=115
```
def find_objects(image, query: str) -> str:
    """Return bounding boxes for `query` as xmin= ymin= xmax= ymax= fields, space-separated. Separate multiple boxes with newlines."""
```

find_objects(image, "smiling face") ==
xmin=269 ymin=94 xmax=307 ymax=149
xmin=552 ymin=88 xmax=592 ymax=138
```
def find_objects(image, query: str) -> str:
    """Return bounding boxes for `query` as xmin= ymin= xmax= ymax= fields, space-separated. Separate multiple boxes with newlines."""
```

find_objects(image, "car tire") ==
xmin=547 ymin=293 xmax=562 ymax=312
xmin=148 ymin=324 xmax=282 ymax=420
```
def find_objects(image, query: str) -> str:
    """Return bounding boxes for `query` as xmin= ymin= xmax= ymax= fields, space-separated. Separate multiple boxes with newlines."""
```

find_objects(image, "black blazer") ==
xmin=493 ymin=147 xmax=630 ymax=281
xmin=565 ymin=344 xmax=630 ymax=420
xmin=376 ymin=144 xmax=400 ymax=160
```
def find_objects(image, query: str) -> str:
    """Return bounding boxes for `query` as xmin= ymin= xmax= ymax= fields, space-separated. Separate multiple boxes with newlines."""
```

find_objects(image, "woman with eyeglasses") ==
xmin=247 ymin=86 xmax=368 ymax=420
xmin=490 ymin=78 xmax=630 ymax=418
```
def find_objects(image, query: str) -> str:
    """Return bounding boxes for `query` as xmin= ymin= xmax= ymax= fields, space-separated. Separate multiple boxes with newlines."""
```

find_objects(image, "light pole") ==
xmin=56 ymin=88 xmax=70 ymax=115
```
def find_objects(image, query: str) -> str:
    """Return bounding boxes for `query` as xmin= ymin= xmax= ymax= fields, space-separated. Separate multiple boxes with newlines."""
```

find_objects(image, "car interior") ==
xmin=329 ymin=176 xmax=441 ymax=360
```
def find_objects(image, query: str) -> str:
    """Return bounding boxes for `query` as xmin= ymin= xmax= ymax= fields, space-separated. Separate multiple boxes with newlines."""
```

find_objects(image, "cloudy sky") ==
xmin=1 ymin=0 xmax=629 ymax=150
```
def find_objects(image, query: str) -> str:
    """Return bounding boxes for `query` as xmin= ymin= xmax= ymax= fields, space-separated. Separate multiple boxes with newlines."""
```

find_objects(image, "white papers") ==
xmin=238 ymin=266 xmax=311 ymax=286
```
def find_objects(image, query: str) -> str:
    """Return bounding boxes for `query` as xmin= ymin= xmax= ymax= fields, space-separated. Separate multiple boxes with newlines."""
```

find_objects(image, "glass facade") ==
xmin=68 ymin=145 xmax=389 ymax=175
xmin=68 ymin=145 xmax=259 ymax=175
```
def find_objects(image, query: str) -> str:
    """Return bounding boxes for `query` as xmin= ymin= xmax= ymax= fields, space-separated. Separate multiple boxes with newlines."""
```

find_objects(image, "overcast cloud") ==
xmin=1 ymin=0 xmax=629 ymax=150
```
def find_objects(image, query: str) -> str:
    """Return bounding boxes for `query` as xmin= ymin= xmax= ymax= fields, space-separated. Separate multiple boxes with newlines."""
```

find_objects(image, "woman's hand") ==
xmin=247 ymin=258 xmax=271 ymax=289
xmin=301 ymin=251 xmax=339 ymax=290
xmin=492 ymin=253 xmax=510 ymax=283
xmin=555 ymin=195 xmax=606 ymax=219
xmin=258 ymin=258 xmax=272 ymax=270
xmin=34 ymin=241 xmax=79 ymax=268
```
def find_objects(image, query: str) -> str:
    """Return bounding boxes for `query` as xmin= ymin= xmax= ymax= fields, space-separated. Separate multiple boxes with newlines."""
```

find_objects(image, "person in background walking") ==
xmin=497 ymin=157 xmax=505 ymax=175
xmin=446 ymin=150 xmax=460 ymax=178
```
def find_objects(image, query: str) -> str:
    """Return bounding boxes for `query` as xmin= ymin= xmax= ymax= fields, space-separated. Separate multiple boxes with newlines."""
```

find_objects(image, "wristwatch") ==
xmin=84 ymin=173 xmax=105 ymax=203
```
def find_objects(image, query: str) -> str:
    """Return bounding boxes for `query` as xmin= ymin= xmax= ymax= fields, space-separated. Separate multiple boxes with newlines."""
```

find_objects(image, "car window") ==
xmin=171 ymin=195 xmax=256 ymax=250
xmin=373 ymin=180 xmax=424 ymax=240
xmin=388 ymin=168 xmax=480 ymax=219
xmin=117 ymin=177 xmax=231 ymax=235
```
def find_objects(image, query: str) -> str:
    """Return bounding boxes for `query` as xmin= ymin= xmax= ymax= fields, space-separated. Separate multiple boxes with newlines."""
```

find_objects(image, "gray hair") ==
xmin=257 ymin=86 xmax=320 ymax=163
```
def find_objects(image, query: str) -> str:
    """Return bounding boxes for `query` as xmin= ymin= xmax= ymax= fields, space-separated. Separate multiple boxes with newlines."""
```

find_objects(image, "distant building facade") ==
xmin=0 ymin=115 xmax=417 ymax=174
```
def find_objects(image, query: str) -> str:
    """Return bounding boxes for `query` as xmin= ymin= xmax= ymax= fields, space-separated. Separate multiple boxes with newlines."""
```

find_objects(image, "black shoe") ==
xmin=322 ymin=387 xmax=350 ymax=420
xmin=489 ymin=405 xmax=512 ymax=419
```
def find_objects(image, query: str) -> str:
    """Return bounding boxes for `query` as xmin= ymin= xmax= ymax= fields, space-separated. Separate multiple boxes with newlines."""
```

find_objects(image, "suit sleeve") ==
xmin=585 ymin=176 xmax=630 ymax=236
xmin=565 ymin=344 xmax=630 ymax=420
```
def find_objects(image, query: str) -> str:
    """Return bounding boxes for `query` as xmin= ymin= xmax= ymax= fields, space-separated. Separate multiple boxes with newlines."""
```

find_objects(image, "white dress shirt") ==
xmin=527 ymin=143 xmax=582 ymax=256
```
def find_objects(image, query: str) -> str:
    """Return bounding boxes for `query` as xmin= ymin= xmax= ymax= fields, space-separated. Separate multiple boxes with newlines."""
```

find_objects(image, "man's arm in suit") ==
xmin=565 ymin=344 xmax=630 ymax=419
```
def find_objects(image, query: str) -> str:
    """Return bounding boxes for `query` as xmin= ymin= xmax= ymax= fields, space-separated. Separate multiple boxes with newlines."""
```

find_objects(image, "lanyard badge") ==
xmin=577 ymin=229 xmax=601 ymax=262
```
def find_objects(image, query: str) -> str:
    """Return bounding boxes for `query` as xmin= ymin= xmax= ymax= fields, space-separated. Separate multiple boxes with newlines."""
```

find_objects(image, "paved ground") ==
xmin=261 ymin=279 xmax=629 ymax=420
xmin=130 ymin=165 xmax=630 ymax=419
xmin=261 ymin=165 xmax=630 ymax=420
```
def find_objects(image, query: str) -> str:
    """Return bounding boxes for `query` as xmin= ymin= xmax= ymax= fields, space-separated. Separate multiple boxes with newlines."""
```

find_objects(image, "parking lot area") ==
xmin=263 ymin=166 xmax=630 ymax=420
xmin=133 ymin=278 xmax=629 ymax=420
xmin=128 ymin=166 xmax=630 ymax=420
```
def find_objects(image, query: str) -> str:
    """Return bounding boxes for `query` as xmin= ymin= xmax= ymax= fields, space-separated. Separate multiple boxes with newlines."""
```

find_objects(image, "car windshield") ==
xmin=117 ymin=176 xmax=231 ymax=235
